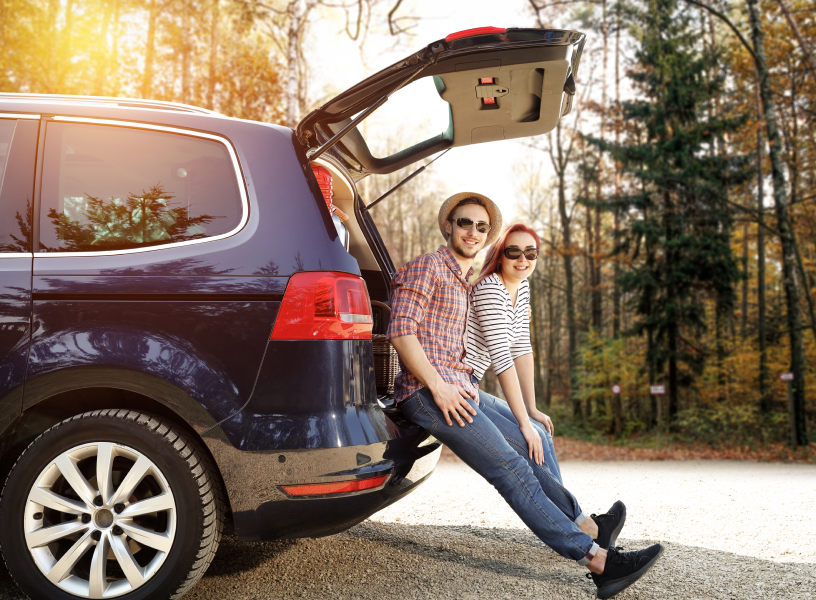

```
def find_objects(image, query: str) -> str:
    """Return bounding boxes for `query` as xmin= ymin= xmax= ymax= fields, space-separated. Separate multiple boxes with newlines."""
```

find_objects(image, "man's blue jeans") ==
xmin=399 ymin=387 xmax=598 ymax=565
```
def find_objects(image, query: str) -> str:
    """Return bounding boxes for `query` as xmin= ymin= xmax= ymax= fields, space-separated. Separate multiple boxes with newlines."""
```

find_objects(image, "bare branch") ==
xmin=774 ymin=0 xmax=816 ymax=84
xmin=529 ymin=0 xmax=602 ymax=7
xmin=387 ymin=0 xmax=403 ymax=35
xmin=681 ymin=0 xmax=756 ymax=61
xmin=387 ymin=0 xmax=418 ymax=36
xmin=528 ymin=0 xmax=545 ymax=28
xmin=252 ymin=0 xmax=286 ymax=15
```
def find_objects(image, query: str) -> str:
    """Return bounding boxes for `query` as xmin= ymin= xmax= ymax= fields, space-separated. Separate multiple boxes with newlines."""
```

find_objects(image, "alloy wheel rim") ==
xmin=23 ymin=442 xmax=177 ymax=598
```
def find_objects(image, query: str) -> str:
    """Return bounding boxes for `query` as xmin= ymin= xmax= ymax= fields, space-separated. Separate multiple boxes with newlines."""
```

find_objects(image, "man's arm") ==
xmin=390 ymin=334 xmax=477 ymax=427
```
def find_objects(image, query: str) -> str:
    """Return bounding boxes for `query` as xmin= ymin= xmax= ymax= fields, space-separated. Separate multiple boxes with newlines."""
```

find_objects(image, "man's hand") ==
xmin=431 ymin=381 xmax=477 ymax=427
xmin=520 ymin=422 xmax=544 ymax=465
xmin=529 ymin=408 xmax=554 ymax=435
xmin=389 ymin=334 xmax=477 ymax=427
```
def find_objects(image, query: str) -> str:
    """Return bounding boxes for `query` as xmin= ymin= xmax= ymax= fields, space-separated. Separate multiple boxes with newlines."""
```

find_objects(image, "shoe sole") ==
xmin=596 ymin=543 xmax=664 ymax=599
xmin=608 ymin=502 xmax=626 ymax=549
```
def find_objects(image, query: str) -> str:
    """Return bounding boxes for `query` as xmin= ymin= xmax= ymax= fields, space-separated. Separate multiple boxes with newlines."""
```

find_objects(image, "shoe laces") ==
xmin=591 ymin=511 xmax=612 ymax=525
xmin=584 ymin=546 xmax=634 ymax=581
xmin=608 ymin=545 xmax=644 ymax=566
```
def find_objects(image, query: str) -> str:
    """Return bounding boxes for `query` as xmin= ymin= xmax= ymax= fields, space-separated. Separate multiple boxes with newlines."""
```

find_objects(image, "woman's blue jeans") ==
xmin=477 ymin=390 xmax=564 ymax=486
xmin=399 ymin=387 xmax=598 ymax=565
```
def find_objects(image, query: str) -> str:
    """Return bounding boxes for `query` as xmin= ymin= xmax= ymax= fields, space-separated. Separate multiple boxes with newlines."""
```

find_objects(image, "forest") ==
xmin=1 ymin=0 xmax=814 ymax=452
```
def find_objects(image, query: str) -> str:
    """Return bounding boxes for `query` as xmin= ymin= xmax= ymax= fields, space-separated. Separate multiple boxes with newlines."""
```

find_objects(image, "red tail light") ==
xmin=281 ymin=475 xmax=388 ymax=497
xmin=271 ymin=272 xmax=372 ymax=340
xmin=311 ymin=164 xmax=333 ymax=212
xmin=445 ymin=26 xmax=506 ymax=42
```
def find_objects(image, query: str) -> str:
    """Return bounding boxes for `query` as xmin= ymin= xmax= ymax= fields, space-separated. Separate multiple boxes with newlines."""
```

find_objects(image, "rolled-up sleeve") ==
xmin=387 ymin=254 xmax=439 ymax=339
xmin=472 ymin=282 xmax=515 ymax=375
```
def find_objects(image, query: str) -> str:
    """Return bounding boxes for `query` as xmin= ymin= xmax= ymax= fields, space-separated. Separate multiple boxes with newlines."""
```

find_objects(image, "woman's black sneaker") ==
xmin=586 ymin=543 xmax=664 ymax=599
xmin=592 ymin=500 xmax=627 ymax=549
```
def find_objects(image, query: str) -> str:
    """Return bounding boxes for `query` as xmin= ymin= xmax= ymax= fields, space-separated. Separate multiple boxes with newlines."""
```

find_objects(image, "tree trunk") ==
xmin=94 ymin=0 xmax=112 ymax=96
xmin=206 ymin=0 xmax=220 ymax=110
xmin=557 ymin=183 xmax=579 ymax=416
xmin=285 ymin=0 xmax=304 ymax=128
xmin=529 ymin=271 xmax=547 ymax=409
xmin=755 ymin=79 xmax=770 ymax=414
xmin=668 ymin=324 xmax=678 ymax=421
xmin=560 ymin=194 xmax=579 ymax=418
xmin=592 ymin=0 xmax=608 ymax=334
xmin=715 ymin=295 xmax=727 ymax=402
xmin=612 ymin=3 xmax=622 ymax=339
xmin=585 ymin=202 xmax=595 ymax=333
xmin=110 ymin=0 xmax=121 ymax=96
xmin=747 ymin=0 xmax=808 ymax=446
xmin=545 ymin=268 xmax=556 ymax=409
xmin=647 ymin=327 xmax=657 ymax=427
xmin=46 ymin=0 xmax=59 ymax=92
xmin=142 ymin=0 xmax=158 ymax=99
xmin=741 ymin=223 xmax=748 ymax=338
xmin=774 ymin=0 xmax=816 ymax=84
xmin=181 ymin=3 xmax=191 ymax=105
xmin=785 ymin=69 xmax=816 ymax=342
xmin=664 ymin=186 xmax=679 ymax=422
xmin=59 ymin=0 xmax=76 ymax=92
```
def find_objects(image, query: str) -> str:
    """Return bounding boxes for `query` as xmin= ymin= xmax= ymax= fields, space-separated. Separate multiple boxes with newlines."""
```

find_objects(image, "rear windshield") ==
xmin=39 ymin=122 xmax=243 ymax=253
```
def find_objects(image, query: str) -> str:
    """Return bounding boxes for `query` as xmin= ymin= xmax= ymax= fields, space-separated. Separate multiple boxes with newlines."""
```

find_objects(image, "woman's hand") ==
xmin=520 ymin=422 xmax=544 ymax=465
xmin=529 ymin=409 xmax=554 ymax=435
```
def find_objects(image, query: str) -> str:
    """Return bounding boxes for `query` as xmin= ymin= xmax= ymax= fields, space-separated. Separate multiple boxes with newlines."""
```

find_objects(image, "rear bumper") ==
xmin=248 ymin=443 xmax=440 ymax=540
xmin=203 ymin=423 xmax=440 ymax=541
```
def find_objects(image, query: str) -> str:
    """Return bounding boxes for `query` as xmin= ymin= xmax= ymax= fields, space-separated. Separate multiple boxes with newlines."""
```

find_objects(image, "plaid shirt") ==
xmin=387 ymin=245 xmax=478 ymax=403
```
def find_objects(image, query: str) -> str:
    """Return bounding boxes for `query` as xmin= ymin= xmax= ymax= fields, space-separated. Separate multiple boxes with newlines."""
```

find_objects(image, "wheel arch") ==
xmin=0 ymin=367 xmax=230 ymax=513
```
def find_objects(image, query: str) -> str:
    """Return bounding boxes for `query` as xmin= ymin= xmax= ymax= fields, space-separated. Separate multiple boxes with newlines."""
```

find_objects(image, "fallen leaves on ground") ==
xmin=440 ymin=438 xmax=816 ymax=464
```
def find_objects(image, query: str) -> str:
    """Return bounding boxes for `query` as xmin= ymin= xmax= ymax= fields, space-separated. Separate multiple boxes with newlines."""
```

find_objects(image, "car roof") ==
xmin=0 ymin=93 xmax=219 ymax=115
xmin=0 ymin=93 xmax=298 ymax=146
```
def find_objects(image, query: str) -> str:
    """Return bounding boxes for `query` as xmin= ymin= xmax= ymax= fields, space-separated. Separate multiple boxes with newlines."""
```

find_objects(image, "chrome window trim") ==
xmin=33 ymin=116 xmax=249 ymax=258
xmin=0 ymin=254 xmax=33 ymax=258
xmin=0 ymin=113 xmax=41 ymax=120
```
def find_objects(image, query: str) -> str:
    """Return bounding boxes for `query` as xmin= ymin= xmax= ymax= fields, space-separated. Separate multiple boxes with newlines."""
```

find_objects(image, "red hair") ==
xmin=474 ymin=224 xmax=541 ymax=286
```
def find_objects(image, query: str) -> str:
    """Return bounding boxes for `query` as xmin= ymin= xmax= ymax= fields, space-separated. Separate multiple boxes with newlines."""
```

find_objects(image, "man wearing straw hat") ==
xmin=387 ymin=193 xmax=663 ymax=599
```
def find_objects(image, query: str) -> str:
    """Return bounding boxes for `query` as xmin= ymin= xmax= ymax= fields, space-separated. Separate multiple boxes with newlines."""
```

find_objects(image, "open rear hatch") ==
xmin=297 ymin=27 xmax=586 ymax=177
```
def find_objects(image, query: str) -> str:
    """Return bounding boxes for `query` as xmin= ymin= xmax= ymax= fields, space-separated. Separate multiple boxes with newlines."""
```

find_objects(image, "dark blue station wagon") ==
xmin=0 ymin=27 xmax=584 ymax=600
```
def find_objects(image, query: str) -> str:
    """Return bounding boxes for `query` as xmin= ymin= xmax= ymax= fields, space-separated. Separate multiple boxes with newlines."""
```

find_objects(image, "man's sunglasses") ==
xmin=453 ymin=217 xmax=491 ymax=234
xmin=503 ymin=246 xmax=539 ymax=260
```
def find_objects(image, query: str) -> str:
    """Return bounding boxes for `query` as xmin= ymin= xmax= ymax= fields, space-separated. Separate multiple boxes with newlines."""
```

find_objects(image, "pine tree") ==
xmin=587 ymin=0 xmax=750 ymax=425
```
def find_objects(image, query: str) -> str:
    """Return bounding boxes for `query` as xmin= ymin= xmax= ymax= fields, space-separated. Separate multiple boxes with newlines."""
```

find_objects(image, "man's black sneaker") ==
xmin=592 ymin=500 xmax=627 ymax=549
xmin=586 ymin=543 xmax=664 ymax=599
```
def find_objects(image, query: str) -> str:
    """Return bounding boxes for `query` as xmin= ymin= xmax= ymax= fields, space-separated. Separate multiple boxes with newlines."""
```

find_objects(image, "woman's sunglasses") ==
xmin=503 ymin=246 xmax=539 ymax=260
xmin=453 ymin=217 xmax=491 ymax=234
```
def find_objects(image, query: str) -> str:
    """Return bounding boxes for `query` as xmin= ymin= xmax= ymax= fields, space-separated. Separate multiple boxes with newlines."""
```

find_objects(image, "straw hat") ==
xmin=438 ymin=192 xmax=503 ymax=247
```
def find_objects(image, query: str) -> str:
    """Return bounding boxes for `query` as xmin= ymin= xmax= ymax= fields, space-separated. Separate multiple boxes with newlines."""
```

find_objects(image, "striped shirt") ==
xmin=387 ymin=246 xmax=478 ymax=403
xmin=465 ymin=273 xmax=533 ymax=380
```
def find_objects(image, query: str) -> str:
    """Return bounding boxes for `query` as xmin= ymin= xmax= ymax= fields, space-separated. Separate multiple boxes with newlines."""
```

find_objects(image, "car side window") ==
xmin=39 ymin=122 xmax=243 ymax=253
xmin=0 ymin=118 xmax=38 ymax=253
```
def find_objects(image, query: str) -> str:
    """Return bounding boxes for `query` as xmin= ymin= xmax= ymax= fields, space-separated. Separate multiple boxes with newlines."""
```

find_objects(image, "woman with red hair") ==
xmin=465 ymin=224 xmax=558 ymax=468
xmin=464 ymin=224 xmax=625 ymax=540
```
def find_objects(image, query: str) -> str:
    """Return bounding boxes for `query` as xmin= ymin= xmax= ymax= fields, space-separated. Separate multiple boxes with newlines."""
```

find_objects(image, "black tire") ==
xmin=0 ymin=409 xmax=225 ymax=600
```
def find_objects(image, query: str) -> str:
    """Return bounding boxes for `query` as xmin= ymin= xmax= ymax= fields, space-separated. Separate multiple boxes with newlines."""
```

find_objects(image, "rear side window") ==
xmin=39 ymin=122 xmax=243 ymax=253
xmin=0 ymin=118 xmax=38 ymax=253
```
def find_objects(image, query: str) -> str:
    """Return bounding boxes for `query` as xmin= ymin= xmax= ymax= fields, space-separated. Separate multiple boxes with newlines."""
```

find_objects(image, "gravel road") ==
xmin=1 ymin=457 xmax=813 ymax=599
